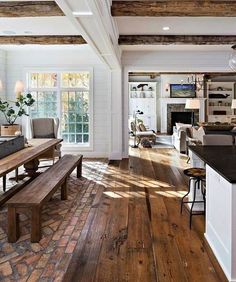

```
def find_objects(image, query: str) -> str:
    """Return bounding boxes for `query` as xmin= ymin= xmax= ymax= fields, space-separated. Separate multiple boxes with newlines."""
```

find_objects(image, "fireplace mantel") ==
xmin=160 ymin=98 xmax=206 ymax=133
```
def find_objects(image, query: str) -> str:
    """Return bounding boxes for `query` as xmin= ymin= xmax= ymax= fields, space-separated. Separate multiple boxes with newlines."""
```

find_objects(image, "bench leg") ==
xmin=61 ymin=178 xmax=68 ymax=200
xmin=31 ymin=206 xmax=41 ymax=243
xmin=15 ymin=168 xmax=19 ymax=182
xmin=8 ymin=207 xmax=19 ymax=243
xmin=3 ymin=175 xmax=6 ymax=192
xmin=77 ymin=158 xmax=82 ymax=178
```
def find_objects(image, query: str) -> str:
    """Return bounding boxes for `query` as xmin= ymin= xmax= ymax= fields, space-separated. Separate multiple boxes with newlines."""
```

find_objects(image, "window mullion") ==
xmin=57 ymin=72 xmax=62 ymax=138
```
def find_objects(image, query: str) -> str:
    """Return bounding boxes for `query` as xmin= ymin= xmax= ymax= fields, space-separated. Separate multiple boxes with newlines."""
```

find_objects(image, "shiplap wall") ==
xmin=0 ymin=50 xmax=6 ymax=124
xmin=4 ymin=46 xmax=110 ymax=158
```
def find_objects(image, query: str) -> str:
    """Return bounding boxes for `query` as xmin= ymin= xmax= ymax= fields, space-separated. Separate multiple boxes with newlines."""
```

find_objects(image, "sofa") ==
xmin=172 ymin=123 xmax=205 ymax=153
xmin=172 ymin=123 xmax=192 ymax=153
xmin=172 ymin=121 xmax=236 ymax=153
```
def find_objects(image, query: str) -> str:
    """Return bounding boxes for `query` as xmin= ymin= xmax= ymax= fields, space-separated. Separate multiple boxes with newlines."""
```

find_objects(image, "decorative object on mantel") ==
xmin=187 ymin=74 xmax=204 ymax=91
xmin=170 ymin=84 xmax=196 ymax=98
xmin=185 ymin=99 xmax=200 ymax=126
xmin=0 ymin=80 xmax=35 ymax=136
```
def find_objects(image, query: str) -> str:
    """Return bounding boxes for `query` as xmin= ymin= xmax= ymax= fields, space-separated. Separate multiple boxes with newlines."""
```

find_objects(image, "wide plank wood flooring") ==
xmin=64 ymin=148 xmax=227 ymax=282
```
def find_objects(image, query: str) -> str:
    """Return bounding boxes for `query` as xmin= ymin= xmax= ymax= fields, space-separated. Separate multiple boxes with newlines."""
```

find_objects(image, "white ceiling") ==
xmin=0 ymin=17 xmax=80 ymax=36
xmin=0 ymin=44 xmax=90 ymax=51
xmin=121 ymin=45 xmax=233 ymax=52
xmin=116 ymin=17 xmax=236 ymax=36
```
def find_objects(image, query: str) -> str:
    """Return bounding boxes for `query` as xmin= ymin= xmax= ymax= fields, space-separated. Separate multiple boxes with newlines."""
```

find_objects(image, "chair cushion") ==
xmin=34 ymin=133 xmax=55 ymax=138
xmin=32 ymin=118 xmax=55 ymax=138
xmin=136 ymin=131 xmax=156 ymax=136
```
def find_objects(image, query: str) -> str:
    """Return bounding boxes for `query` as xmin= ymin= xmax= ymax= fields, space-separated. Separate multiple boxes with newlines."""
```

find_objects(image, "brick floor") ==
xmin=0 ymin=160 xmax=107 ymax=281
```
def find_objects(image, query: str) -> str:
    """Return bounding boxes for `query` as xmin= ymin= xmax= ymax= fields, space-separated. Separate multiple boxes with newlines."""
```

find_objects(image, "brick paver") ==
xmin=0 ymin=160 xmax=107 ymax=281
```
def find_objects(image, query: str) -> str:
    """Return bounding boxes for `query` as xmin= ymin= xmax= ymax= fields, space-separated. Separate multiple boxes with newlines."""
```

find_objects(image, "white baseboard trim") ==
xmin=109 ymin=151 xmax=123 ymax=160
xmin=62 ymin=150 xmax=108 ymax=158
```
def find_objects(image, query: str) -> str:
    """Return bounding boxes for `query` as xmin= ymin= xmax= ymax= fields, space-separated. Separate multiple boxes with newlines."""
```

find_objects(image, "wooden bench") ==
xmin=7 ymin=154 xmax=83 ymax=243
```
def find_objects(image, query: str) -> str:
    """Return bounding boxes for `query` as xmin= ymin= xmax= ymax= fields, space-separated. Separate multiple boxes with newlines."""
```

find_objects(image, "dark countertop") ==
xmin=188 ymin=145 xmax=236 ymax=183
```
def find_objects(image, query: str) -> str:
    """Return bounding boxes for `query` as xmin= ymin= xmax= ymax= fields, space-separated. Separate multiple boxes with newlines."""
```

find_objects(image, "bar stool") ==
xmin=181 ymin=167 xmax=206 ymax=228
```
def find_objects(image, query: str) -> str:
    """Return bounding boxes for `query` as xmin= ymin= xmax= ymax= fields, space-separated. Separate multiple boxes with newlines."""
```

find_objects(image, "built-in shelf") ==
xmin=207 ymin=82 xmax=235 ymax=122
xmin=129 ymin=82 xmax=157 ymax=131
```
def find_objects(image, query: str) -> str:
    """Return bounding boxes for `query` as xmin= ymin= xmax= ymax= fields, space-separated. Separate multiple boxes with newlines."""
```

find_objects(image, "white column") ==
xmin=108 ymin=69 xmax=122 ymax=160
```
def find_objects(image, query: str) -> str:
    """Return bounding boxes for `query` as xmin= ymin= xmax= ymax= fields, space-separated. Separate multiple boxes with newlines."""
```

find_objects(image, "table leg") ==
xmin=24 ymin=158 xmax=40 ymax=178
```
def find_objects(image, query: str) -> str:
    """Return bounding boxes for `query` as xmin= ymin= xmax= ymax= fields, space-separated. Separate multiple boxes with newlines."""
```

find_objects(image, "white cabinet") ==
xmin=129 ymin=82 xmax=157 ymax=131
xmin=207 ymin=82 xmax=235 ymax=123
xmin=205 ymin=165 xmax=236 ymax=281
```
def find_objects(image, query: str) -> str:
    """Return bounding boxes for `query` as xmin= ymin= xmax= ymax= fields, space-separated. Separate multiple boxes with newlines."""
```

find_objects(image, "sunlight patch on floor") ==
xmin=155 ymin=190 xmax=186 ymax=198
xmin=103 ymin=191 xmax=157 ymax=199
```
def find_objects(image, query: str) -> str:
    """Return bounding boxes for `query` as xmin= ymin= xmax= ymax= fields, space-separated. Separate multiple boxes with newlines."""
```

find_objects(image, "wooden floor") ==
xmin=64 ymin=148 xmax=227 ymax=282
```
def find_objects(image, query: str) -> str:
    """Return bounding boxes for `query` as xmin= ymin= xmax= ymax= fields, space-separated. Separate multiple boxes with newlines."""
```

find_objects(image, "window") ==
xmin=27 ymin=71 xmax=92 ymax=146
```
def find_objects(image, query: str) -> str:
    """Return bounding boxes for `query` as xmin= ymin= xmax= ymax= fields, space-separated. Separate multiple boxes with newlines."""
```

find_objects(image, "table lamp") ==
xmin=231 ymin=99 xmax=236 ymax=115
xmin=185 ymin=99 xmax=200 ymax=126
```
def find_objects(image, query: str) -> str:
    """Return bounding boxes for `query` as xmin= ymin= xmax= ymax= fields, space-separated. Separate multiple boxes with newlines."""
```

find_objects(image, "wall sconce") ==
xmin=0 ymin=80 xmax=3 ymax=93
xmin=165 ymin=83 xmax=169 ymax=92
xmin=14 ymin=80 xmax=24 ymax=99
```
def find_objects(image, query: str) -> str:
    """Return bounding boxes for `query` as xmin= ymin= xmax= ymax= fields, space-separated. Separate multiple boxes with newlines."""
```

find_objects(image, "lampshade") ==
xmin=14 ymin=80 xmax=24 ymax=93
xmin=185 ymin=99 xmax=200 ymax=110
xmin=229 ymin=45 xmax=236 ymax=71
xmin=231 ymin=99 xmax=236 ymax=109
xmin=0 ymin=80 xmax=3 ymax=92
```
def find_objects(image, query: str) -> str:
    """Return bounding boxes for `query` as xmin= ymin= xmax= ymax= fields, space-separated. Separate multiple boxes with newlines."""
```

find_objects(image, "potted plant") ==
xmin=0 ymin=93 xmax=35 ymax=136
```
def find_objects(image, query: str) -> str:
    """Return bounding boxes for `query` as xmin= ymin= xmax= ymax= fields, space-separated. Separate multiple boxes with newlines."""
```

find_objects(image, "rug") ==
xmin=153 ymin=135 xmax=174 ymax=149
xmin=0 ymin=160 xmax=107 ymax=281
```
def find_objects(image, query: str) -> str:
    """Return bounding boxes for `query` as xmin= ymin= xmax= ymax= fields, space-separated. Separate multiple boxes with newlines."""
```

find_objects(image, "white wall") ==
xmin=3 ymin=46 xmax=111 ymax=158
xmin=160 ymin=74 xmax=204 ymax=98
xmin=0 ymin=50 xmax=6 ymax=124
xmin=122 ymin=50 xmax=232 ymax=72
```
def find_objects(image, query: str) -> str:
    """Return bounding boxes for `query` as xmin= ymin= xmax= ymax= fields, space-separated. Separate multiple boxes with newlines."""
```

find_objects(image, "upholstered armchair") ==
xmin=30 ymin=118 xmax=62 ymax=162
xmin=130 ymin=121 xmax=156 ymax=145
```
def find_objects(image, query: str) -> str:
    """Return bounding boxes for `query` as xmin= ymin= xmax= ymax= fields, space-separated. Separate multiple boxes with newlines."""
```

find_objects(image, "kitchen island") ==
xmin=188 ymin=146 xmax=236 ymax=282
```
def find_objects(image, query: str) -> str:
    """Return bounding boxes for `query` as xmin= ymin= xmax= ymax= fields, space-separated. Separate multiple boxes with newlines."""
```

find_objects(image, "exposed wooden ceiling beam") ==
xmin=119 ymin=35 xmax=236 ymax=45
xmin=0 ymin=36 xmax=86 ymax=45
xmin=129 ymin=72 xmax=236 ymax=76
xmin=0 ymin=1 xmax=64 ymax=17
xmin=112 ymin=1 xmax=236 ymax=17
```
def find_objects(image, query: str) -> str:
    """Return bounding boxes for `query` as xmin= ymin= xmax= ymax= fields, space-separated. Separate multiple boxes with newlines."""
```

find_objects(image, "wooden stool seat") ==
xmin=181 ymin=167 xmax=206 ymax=229
xmin=184 ymin=168 xmax=206 ymax=179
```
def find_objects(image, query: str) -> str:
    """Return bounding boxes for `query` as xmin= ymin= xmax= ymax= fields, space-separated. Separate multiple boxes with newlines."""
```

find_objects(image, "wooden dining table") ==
xmin=0 ymin=138 xmax=63 ymax=206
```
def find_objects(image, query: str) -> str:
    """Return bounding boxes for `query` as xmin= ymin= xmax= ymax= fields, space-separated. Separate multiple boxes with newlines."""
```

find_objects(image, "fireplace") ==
xmin=171 ymin=112 xmax=192 ymax=133
xmin=167 ymin=104 xmax=199 ymax=134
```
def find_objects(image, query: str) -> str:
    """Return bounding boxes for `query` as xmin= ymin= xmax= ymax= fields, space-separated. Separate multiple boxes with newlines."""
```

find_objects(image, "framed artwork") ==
xmin=170 ymin=84 xmax=196 ymax=98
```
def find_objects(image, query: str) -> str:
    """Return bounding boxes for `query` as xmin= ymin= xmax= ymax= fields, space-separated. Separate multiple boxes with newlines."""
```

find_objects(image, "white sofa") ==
xmin=172 ymin=126 xmax=187 ymax=153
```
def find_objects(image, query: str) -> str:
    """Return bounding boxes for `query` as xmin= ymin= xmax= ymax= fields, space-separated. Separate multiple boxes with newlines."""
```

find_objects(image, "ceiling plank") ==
xmin=0 ymin=36 xmax=86 ymax=45
xmin=119 ymin=35 xmax=236 ymax=45
xmin=112 ymin=1 xmax=236 ymax=17
xmin=0 ymin=1 xmax=64 ymax=17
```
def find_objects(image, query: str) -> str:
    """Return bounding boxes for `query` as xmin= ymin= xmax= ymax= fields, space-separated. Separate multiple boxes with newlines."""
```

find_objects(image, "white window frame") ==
xmin=24 ymin=67 xmax=94 ymax=151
